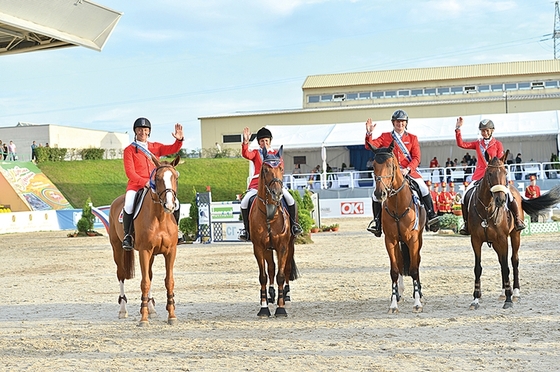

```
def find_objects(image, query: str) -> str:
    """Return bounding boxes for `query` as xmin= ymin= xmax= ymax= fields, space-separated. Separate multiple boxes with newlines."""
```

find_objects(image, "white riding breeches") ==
xmin=124 ymin=190 xmax=137 ymax=214
xmin=240 ymin=188 xmax=295 ymax=209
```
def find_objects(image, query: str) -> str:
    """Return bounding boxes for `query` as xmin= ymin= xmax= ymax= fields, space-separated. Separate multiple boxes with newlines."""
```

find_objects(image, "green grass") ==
xmin=39 ymin=157 xmax=248 ymax=208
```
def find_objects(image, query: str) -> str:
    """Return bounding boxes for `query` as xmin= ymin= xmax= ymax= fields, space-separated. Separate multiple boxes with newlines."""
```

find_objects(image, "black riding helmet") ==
xmin=133 ymin=117 xmax=151 ymax=137
xmin=256 ymin=127 xmax=272 ymax=141
xmin=478 ymin=119 xmax=495 ymax=130
xmin=391 ymin=109 xmax=408 ymax=122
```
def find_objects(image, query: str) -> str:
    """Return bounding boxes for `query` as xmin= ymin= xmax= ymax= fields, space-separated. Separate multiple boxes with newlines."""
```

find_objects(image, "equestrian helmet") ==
xmin=256 ymin=127 xmax=272 ymax=141
xmin=391 ymin=109 xmax=408 ymax=122
xmin=133 ymin=117 xmax=152 ymax=133
xmin=478 ymin=119 xmax=495 ymax=130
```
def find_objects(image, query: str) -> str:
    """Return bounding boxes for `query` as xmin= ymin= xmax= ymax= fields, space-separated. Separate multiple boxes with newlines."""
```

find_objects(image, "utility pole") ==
xmin=555 ymin=1 xmax=560 ymax=59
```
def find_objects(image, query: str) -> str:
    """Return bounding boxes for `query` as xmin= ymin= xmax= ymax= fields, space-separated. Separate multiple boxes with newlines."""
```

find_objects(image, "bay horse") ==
xmin=109 ymin=155 xmax=181 ymax=326
xmin=465 ymin=150 xmax=560 ymax=310
xmin=249 ymin=145 xmax=299 ymax=317
xmin=370 ymin=141 xmax=425 ymax=313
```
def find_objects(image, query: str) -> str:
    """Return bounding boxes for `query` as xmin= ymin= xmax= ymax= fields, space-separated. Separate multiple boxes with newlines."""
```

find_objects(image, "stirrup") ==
xmin=366 ymin=220 xmax=382 ymax=237
xmin=459 ymin=227 xmax=470 ymax=236
xmin=514 ymin=220 xmax=526 ymax=231
xmin=238 ymin=230 xmax=250 ymax=242
xmin=291 ymin=223 xmax=303 ymax=236
xmin=122 ymin=235 xmax=134 ymax=251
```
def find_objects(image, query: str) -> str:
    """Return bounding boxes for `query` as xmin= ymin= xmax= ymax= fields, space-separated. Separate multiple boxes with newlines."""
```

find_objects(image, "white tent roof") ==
xmin=0 ymin=0 xmax=122 ymax=55
xmin=256 ymin=110 xmax=560 ymax=150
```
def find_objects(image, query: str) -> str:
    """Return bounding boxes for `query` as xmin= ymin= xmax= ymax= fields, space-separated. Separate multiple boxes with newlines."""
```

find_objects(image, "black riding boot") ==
xmin=422 ymin=194 xmax=440 ymax=232
xmin=287 ymin=204 xmax=303 ymax=236
xmin=509 ymin=198 xmax=526 ymax=231
xmin=122 ymin=211 xmax=134 ymax=251
xmin=239 ymin=207 xmax=250 ymax=241
xmin=367 ymin=200 xmax=382 ymax=237
xmin=174 ymin=205 xmax=185 ymax=244
xmin=459 ymin=202 xmax=469 ymax=235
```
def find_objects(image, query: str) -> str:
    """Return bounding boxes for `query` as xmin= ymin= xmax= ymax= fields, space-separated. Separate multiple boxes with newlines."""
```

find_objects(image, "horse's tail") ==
xmin=123 ymin=250 xmax=135 ymax=279
xmin=400 ymin=242 xmax=411 ymax=277
xmin=289 ymin=256 xmax=300 ymax=281
xmin=521 ymin=185 xmax=560 ymax=216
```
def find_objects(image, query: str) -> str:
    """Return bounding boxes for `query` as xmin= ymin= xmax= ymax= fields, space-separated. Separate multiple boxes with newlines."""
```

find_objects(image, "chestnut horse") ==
xmin=465 ymin=150 xmax=560 ymax=310
xmin=249 ymin=146 xmax=299 ymax=317
xmin=109 ymin=155 xmax=181 ymax=326
xmin=370 ymin=141 xmax=425 ymax=313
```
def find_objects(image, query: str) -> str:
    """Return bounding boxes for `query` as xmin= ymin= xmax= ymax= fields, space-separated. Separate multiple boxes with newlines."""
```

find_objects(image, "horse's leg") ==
xmin=510 ymin=231 xmax=521 ymax=301
xmin=147 ymin=255 xmax=157 ymax=317
xmin=407 ymin=239 xmax=423 ymax=313
xmin=118 ymin=280 xmax=128 ymax=319
xmin=138 ymin=250 xmax=153 ymax=326
xmin=470 ymin=238 xmax=483 ymax=310
xmin=266 ymin=251 xmax=276 ymax=305
xmin=496 ymin=238 xmax=513 ymax=309
xmin=386 ymin=240 xmax=401 ymax=314
xmin=274 ymin=245 xmax=288 ymax=317
xmin=254 ymin=245 xmax=271 ymax=318
xmin=164 ymin=250 xmax=177 ymax=325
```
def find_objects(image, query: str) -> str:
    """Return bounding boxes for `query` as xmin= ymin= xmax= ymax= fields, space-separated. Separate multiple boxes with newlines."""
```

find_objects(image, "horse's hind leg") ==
xmin=255 ymin=247 xmax=271 ymax=318
xmin=164 ymin=251 xmax=177 ymax=325
xmin=510 ymin=232 xmax=521 ymax=302
xmin=118 ymin=280 xmax=128 ymax=319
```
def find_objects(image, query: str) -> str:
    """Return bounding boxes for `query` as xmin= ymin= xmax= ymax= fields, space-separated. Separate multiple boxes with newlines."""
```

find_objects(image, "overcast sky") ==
xmin=0 ymin=0 xmax=558 ymax=150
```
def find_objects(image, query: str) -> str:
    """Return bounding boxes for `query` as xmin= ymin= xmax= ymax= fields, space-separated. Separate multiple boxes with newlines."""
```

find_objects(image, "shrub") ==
xmin=179 ymin=187 xmax=198 ymax=240
xmin=439 ymin=213 xmax=462 ymax=233
xmin=81 ymin=148 xmax=105 ymax=160
xmin=77 ymin=197 xmax=95 ymax=233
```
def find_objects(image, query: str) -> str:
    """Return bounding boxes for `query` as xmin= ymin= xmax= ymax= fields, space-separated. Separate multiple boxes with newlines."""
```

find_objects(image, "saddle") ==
xmin=118 ymin=187 xmax=150 ymax=223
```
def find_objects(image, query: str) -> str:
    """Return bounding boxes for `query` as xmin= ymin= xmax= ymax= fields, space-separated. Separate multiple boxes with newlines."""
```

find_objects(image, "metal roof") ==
xmin=302 ymin=60 xmax=560 ymax=89
xmin=0 ymin=0 xmax=122 ymax=55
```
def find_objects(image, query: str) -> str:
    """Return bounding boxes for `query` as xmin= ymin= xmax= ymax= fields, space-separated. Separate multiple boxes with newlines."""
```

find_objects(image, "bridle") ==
xmin=474 ymin=161 xmax=508 ymax=241
xmin=374 ymin=154 xmax=408 ymax=198
xmin=149 ymin=164 xmax=178 ymax=213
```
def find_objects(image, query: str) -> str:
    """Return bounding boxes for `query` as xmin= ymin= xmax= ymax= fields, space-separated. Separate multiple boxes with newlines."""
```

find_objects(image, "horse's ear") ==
xmin=171 ymin=155 xmax=181 ymax=167
xmin=388 ymin=140 xmax=395 ymax=152
xmin=151 ymin=154 xmax=161 ymax=167
xmin=485 ymin=150 xmax=491 ymax=164
xmin=367 ymin=142 xmax=377 ymax=153
xmin=501 ymin=150 xmax=509 ymax=164
xmin=277 ymin=145 xmax=283 ymax=159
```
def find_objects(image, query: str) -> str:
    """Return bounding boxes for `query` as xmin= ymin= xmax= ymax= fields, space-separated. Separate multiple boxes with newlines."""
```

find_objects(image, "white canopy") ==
xmin=251 ymin=110 xmax=560 ymax=171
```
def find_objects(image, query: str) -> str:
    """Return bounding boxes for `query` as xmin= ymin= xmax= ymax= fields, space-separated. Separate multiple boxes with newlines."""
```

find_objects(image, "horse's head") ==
xmin=149 ymin=155 xmax=181 ymax=213
xmin=260 ymin=145 xmax=284 ymax=204
xmin=484 ymin=150 xmax=509 ymax=208
xmin=368 ymin=141 xmax=400 ymax=202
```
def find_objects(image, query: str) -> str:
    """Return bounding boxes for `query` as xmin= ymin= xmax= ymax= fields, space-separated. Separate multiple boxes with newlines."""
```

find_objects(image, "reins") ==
xmin=148 ymin=165 xmax=178 ymax=211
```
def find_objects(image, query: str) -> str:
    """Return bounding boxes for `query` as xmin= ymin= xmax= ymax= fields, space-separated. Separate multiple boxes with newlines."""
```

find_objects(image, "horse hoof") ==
xmin=275 ymin=307 xmax=288 ymax=317
xmin=498 ymin=295 xmax=506 ymax=301
xmin=512 ymin=296 xmax=520 ymax=303
xmin=413 ymin=306 xmax=423 ymax=313
xmin=137 ymin=320 xmax=149 ymax=327
xmin=388 ymin=307 xmax=399 ymax=314
xmin=503 ymin=301 xmax=513 ymax=309
xmin=469 ymin=303 xmax=479 ymax=310
xmin=257 ymin=307 xmax=271 ymax=318
xmin=168 ymin=317 xmax=177 ymax=325
xmin=118 ymin=311 xmax=128 ymax=319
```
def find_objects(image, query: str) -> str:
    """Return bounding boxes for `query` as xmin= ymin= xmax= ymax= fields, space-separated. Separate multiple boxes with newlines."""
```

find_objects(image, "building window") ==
xmin=491 ymin=84 xmax=503 ymax=91
xmin=411 ymin=89 xmax=423 ymax=96
xmin=505 ymin=83 xmax=517 ymax=90
xmin=518 ymin=82 xmax=531 ymax=90
xmin=358 ymin=92 xmax=371 ymax=99
xmin=293 ymin=156 xmax=306 ymax=165
xmin=320 ymin=94 xmax=332 ymax=101
xmin=464 ymin=86 xmax=477 ymax=93
xmin=451 ymin=86 xmax=463 ymax=94
xmin=223 ymin=134 xmax=241 ymax=143
xmin=437 ymin=87 xmax=451 ymax=95
xmin=385 ymin=90 xmax=397 ymax=98
xmin=372 ymin=91 xmax=383 ymax=98
xmin=545 ymin=81 xmax=559 ymax=88
xmin=425 ymin=88 xmax=436 ymax=95
xmin=346 ymin=93 xmax=358 ymax=100
xmin=397 ymin=90 xmax=410 ymax=96
xmin=308 ymin=95 xmax=320 ymax=103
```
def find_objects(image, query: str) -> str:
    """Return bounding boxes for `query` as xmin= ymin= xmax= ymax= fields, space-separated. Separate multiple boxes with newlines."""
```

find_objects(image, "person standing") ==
xmin=238 ymin=127 xmax=302 ymax=241
xmin=514 ymin=153 xmax=523 ymax=180
xmin=121 ymin=117 xmax=184 ymax=250
xmin=31 ymin=141 xmax=38 ymax=162
xmin=2 ymin=143 xmax=7 ymax=160
xmin=365 ymin=109 xmax=439 ymax=237
xmin=525 ymin=175 xmax=541 ymax=199
xmin=455 ymin=117 xmax=525 ymax=234
xmin=8 ymin=140 xmax=17 ymax=161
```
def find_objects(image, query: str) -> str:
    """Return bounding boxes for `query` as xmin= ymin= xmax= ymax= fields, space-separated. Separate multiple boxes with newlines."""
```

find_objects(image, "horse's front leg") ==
xmin=254 ymin=246 xmax=271 ymax=318
xmin=274 ymin=245 xmax=288 ymax=317
xmin=118 ymin=280 xmax=128 ymax=319
xmin=266 ymin=251 xmax=276 ymax=305
xmin=164 ymin=250 xmax=177 ymax=325
xmin=407 ymin=240 xmax=423 ymax=313
xmin=386 ymin=241 xmax=400 ymax=314
xmin=470 ymin=241 xmax=483 ymax=310
xmin=138 ymin=250 xmax=153 ymax=326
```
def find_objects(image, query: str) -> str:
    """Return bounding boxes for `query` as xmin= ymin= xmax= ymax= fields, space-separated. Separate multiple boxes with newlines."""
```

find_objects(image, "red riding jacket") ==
xmin=455 ymin=129 xmax=504 ymax=182
xmin=365 ymin=131 xmax=422 ymax=178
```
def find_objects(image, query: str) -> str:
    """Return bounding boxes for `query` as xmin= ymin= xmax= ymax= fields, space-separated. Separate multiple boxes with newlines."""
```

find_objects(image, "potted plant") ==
xmin=452 ymin=204 xmax=462 ymax=216
xmin=330 ymin=223 xmax=340 ymax=232
xmin=310 ymin=225 xmax=320 ymax=233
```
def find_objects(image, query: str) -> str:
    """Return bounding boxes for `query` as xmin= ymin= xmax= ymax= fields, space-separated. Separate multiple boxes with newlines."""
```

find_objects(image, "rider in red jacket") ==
xmin=365 ymin=110 xmax=439 ymax=237
xmin=122 ymin=117 xmax=184 ymax=250
xmin=455 ymin=117 xmax=525 ymax=234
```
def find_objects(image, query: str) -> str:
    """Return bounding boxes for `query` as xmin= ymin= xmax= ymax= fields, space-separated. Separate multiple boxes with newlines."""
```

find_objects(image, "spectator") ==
xmin=515 ymin=153 xmax=523 ymax=180
xmin=293 ymin=163 xmax=302 ymax=174
xmin=506 ymin=149 xmax=514 ymax=165
xmin=8 ymin=140 xmax=17 ymax=161
xmin=437 ymin=182 xmax=452 ymax=215
xmin=31 ymin=141 xmax=38 ymax=162
xmin=429 ymin=156 xmax=439 ymax=168
xmin=525 ymin=175 xmax=541 ymax=199
xmin=2 ymin=143 xmax=7 ymax=160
